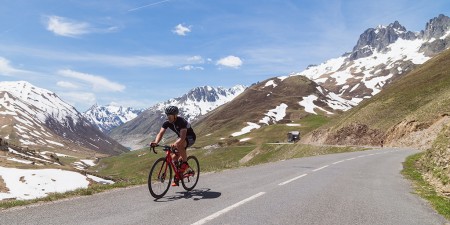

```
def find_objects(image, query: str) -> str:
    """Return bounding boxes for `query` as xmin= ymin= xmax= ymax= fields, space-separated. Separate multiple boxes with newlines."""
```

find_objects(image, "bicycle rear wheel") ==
xmin=148 ymin=157 xmax=172 ymax=199
xmin=181 ymin=155 xmax=200 ymax=191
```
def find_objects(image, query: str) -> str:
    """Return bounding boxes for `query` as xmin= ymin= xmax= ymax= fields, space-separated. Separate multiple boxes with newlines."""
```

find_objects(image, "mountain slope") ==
xmin=108 ymin=85 xmax=246 ymax=150
xmin=193 ymin=76 xmax=347 ymax=146
xmin=83 ymin=103 xmax=144 ymax=133
xmin=0 ymin=81 xmax=128 ymax=156
xmin=304 ymin=47 xmax=450 ymax=149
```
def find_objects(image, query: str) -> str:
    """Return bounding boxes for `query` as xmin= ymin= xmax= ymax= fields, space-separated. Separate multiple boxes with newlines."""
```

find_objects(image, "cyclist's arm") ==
xmin=175 ymin=128 xmax=187 ymax=145
xmin=153 ymin=127 xmax=166 ymax=144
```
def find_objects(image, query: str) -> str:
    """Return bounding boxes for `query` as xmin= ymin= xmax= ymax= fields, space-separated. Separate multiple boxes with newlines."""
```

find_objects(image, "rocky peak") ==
xmin=349 ymin=21 xmax=417 ymax=60
xmin=185 ymin=86 xmax=221 ymax=102
xmin=421 ymin=14 xmax=450 ymax=40
xmin=83 ymin=103 xmax=144 ymax=133
xmin=177 ymin=85 xmax=246 ymax=103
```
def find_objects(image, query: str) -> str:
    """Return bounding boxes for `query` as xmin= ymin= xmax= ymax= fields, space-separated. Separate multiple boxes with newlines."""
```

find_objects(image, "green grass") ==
xmin=199 ymin=114 xmax=330 ymax=147
xmin=191 ymin=146 xmax=255 ymax=171
xmin=402 ymin=153 xmax=450 ymax=220
xmin=92 ymin=149 xmax=158 ymax=183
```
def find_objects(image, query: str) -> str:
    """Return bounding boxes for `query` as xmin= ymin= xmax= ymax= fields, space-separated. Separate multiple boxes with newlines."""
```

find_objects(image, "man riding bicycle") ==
xmin=150 ymin=106 xmax=196 ymax=186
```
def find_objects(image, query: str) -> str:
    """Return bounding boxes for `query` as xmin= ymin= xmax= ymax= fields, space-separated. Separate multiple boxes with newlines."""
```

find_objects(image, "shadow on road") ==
xmin=154 ymin=188 xmax=221 ymax=202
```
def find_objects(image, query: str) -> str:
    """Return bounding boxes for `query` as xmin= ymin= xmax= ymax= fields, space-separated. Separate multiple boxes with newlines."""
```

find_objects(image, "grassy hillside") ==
xmin=193 ymin=75 xmax=336 ymax=147
xmin=419 ymin=123 xmax=450 ymax=194
xmin=194 ymin=114 xmax=330 ymax=147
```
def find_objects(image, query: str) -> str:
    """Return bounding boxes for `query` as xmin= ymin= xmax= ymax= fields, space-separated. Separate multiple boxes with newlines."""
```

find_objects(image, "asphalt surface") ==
xmin=1 ymin=148 xmax=448 ymax=225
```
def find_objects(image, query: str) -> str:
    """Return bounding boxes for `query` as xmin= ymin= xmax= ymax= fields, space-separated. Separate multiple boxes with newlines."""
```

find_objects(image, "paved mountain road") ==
xmin=1 ymin=148 xmax=448 ymax=225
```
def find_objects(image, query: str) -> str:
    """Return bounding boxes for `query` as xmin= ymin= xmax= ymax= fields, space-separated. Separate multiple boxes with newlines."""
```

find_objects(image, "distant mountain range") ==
xmin=108 ymin=85 xmax=246 ymax=150
xmin=0 ymin=81 xmax=128 ymax=156
xmin=83 ymin=103 xmax=144 ymax=133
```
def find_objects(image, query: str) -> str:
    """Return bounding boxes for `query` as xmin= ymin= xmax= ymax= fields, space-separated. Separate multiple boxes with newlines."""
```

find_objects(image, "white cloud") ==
xmin=60 ymin=92 xmax=96 ymax=108
xmin=216 ymin=55 xmax=243 ymax=69
xmin=46 ymin=16 xmax=90 ymax=37
xmin=187 ymin=55 xmax=204 ymax=63
xmin=58 ymin=69 xmax=125 ymax=92
xmin=0 ymin=45 xmax=200 ymax=68
xmin=0 ymin=57 xmax=31 ymax=76
xmin=172 ymin=24 xmax=191 ymax=36
xmin=179 ymin=65 xmax=204 ymax=71
xmin=56 ymin=81 xmax=78 ymax=89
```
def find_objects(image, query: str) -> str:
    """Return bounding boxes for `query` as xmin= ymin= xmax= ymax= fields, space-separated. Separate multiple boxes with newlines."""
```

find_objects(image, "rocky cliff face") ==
xmin=350 ymin=14 xmax=450 ymax=61
xmin=421 ymin=14 xmax=450 ymax=40
xmin=350 ymin=21 xmax=417 ymax=60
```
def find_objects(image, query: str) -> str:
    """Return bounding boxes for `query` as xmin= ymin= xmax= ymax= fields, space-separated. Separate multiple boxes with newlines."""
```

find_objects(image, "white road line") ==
xmin=278 ymin=173 xmax=308 ymax=186
xmin=346 ymin=157 xmax=356 ymax=161
xmin=191 ymin=192 xmax=266 ymax=225
xmin=332 ymin=160 xmax=345 ymax=164
xmin=312 ymin=165 xmax=329 ymax=172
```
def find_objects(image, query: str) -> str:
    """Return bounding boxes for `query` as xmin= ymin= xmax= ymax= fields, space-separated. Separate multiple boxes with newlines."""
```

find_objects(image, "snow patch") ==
xmin=86 ymin=174 xmax=114 ymax=184
xmin=231 ymin=122 xmax=261 ymax=137
xmin=264 ymin=80 xmax=277 ymax=88
xmin=80 ymin=159 xmax=96 ymax=167
xmin=299 ymin=95 xmax=333 ymax=115
xmin=0 ymin=166 xmax=90 ymax=200
xmin=259 ymin=103 xmax=288 ymax=125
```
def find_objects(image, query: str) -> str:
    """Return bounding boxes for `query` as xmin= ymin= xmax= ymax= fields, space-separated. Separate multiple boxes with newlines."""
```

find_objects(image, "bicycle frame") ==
xmin=155 ymin=145 xmax=183 ymax=182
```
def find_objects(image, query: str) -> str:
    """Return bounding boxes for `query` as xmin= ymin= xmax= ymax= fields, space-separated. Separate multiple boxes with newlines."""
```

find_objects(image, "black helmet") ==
xmin=165 ymin=106 xmax=179 ymax=115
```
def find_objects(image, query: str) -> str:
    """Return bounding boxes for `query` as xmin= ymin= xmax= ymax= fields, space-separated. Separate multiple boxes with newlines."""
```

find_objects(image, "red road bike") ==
xmin=148 ymin=145 xmax=200 ymax=199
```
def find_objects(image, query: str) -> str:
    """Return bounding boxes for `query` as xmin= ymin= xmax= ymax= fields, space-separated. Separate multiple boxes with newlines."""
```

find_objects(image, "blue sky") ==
xmin=0 ymin=0 xmax=448 ymax=112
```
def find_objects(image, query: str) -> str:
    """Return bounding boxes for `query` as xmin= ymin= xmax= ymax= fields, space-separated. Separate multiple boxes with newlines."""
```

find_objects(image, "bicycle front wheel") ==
xmin=148 ymin=157 xmax=172 ymax=199
xmin=181 ymin=155 xmax=200 ymax=191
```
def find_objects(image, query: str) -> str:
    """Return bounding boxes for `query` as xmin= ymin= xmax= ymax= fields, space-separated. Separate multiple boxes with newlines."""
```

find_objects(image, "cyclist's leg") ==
xmin=171 ymin=152 xmax=179 ymax=162
xmin=174 ymin=138 xmax=187 ymax=162
xmin=177 ymin=136 xmax=195 ymax=162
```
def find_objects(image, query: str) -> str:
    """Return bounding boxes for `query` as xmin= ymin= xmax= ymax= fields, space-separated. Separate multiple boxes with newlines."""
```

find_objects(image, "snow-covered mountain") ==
xmin=108 ymin=85 xmax=246 ymax=150
xmin=83 ymin=103 xmax=144 ymax=133
xmin=0 ymin=81 xmax=128 ymax=156
xmin=152 ymin=85 xmax=246 ymax=122
xmin=288 ymin=14 xmax=450 ymax=110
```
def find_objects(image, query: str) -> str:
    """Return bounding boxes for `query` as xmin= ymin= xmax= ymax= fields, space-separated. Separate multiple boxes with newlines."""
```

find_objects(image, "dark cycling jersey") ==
xmin=162 ymin=116 xmax=196 ymax=139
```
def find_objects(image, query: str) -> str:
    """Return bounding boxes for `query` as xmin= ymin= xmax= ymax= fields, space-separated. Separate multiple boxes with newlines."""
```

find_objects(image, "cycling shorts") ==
xmin=185 ymin=136 xmax=196 ymax=148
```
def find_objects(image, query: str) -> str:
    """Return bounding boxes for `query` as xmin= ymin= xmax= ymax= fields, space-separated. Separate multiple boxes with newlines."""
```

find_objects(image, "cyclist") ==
xmin=150 ymin=106 xmax=196 ymax=186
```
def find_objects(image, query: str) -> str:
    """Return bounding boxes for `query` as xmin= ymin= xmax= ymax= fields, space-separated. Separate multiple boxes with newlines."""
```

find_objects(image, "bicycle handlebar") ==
xmin=149 ymin=144 xmax=174 ymax=154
